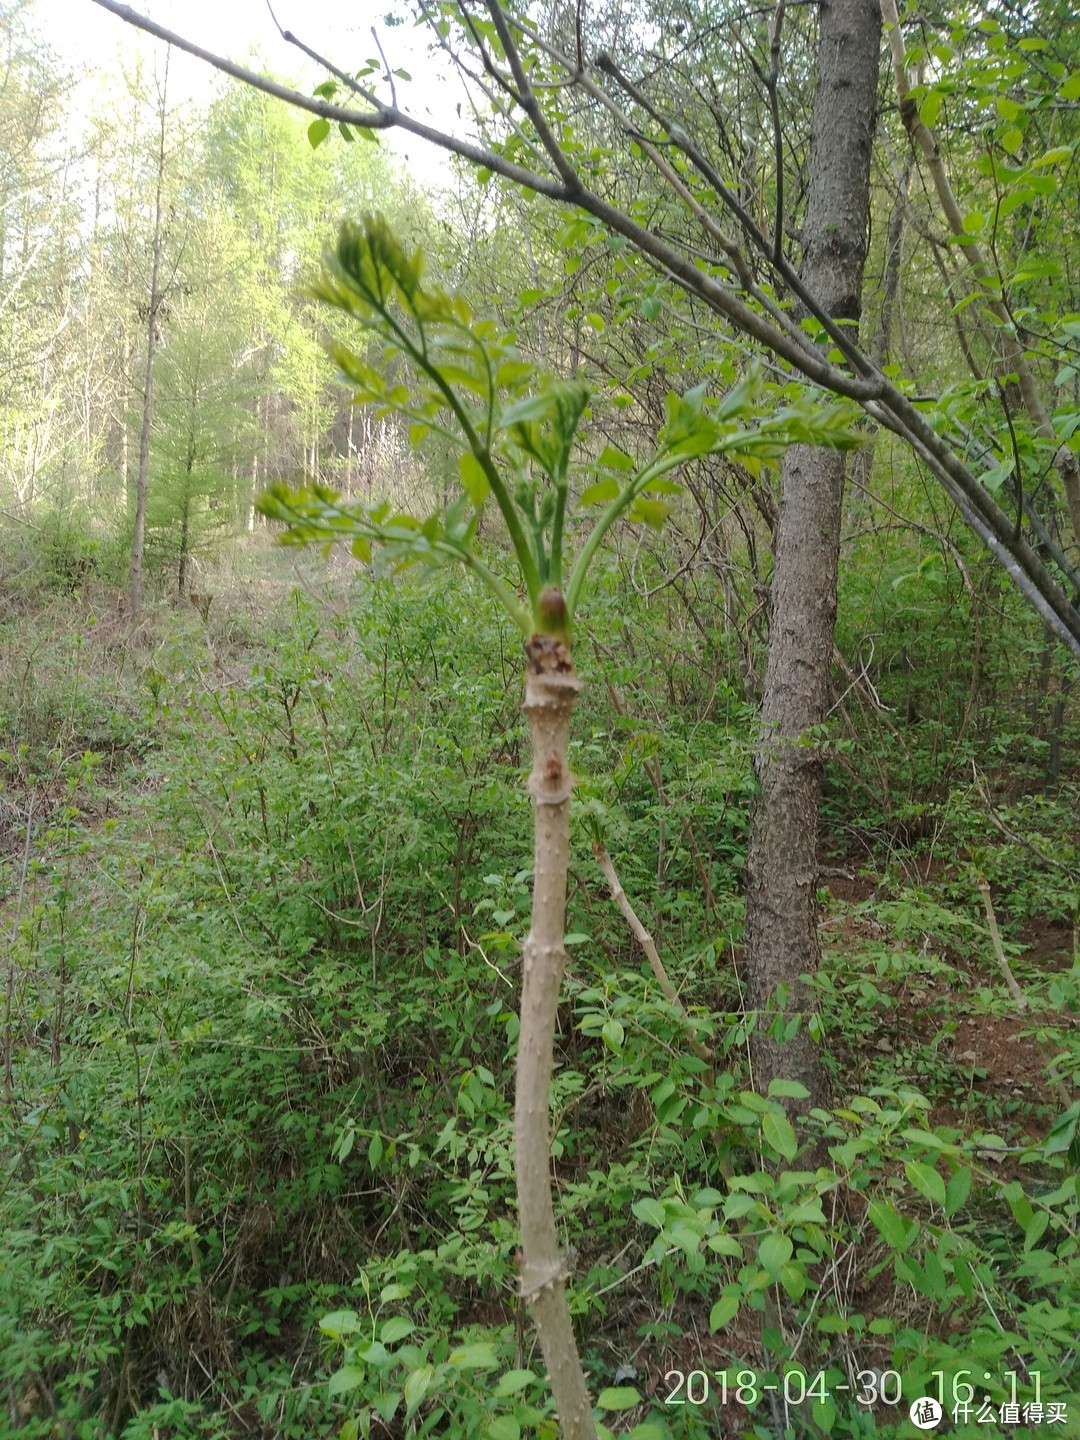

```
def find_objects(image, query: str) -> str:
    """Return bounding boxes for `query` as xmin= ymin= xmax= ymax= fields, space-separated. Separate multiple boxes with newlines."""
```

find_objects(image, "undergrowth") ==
xmin=0 ymin=565 xmax=1077 ymax=1439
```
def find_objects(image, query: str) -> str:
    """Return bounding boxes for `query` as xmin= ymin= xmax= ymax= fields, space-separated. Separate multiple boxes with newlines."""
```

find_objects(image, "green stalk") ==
xmin=475 ymin=450 xmax=542 ymax=600
xmin=564 ymin=453 xmax=684 ymax=616
xmin=459 ymin=551 xmax=532 ymax=636
xmin=549 ymin=482 xmax=568 ymax=588
xmin=355 ymin=300 xmax=542 ymax=601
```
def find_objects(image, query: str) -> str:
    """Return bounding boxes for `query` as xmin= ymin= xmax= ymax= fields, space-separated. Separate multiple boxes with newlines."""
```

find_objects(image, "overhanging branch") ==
xmin=88 ymin=0 xmax=1080 ymax=660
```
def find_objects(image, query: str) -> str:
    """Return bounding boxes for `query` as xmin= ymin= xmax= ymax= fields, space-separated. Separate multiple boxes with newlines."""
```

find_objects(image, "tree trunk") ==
xmin=178 ymin=403 xmax=197 ymax=598
xmin=744 ymin=0 xmax=881 ymax=1108
xmin=517 ymin=629 xmax=595 ymax=1440
xmin=130 ymin=73 xmax=168 ymax=619
xmin=177 ymin=494 xmax=190 ymax=599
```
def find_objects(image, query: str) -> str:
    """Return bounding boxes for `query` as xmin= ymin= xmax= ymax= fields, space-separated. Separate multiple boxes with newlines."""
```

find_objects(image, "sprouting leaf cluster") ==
xmin=259 ymin=215 xmax=864 ymax=639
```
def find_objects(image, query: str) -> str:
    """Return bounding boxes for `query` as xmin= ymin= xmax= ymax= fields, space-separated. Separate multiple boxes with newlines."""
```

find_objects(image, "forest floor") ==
xmin=2 ymin=568 xmax=1078 ymax=1438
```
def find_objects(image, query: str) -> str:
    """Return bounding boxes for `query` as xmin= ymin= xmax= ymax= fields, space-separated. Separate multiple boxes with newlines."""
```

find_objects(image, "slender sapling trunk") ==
xmin=517 ymin=626 xmax=596 ymax=1440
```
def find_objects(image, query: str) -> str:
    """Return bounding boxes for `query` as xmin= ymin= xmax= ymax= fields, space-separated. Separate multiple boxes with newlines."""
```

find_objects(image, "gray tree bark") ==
xmin=744 ymin=0 xmax=881 ymax=1108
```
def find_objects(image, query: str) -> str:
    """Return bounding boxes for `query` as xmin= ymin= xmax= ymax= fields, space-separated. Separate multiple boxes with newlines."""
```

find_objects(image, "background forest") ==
xmin=1 ymin=0 xmax=1078 ymax=1437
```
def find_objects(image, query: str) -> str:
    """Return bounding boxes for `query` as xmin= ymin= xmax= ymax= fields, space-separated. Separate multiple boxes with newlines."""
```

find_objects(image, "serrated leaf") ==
xmin=714 ymin=371 xmax=762 ymax=420
xmin=706 ymin=1233 xmax=743 ymax=1257
xmin=1044 ymin=1103 xmax=1080 ymax=1154
xmin=308 ymin=117 xmax=331 ymax=148
xmin=601 ymin=1018 xmax=625 ymax=1050
xmin=632 ymin=1197 xmax=666 ymax=1229
xmin=494 ymin=1370 xmax=538 ymax=1397
xmin=762 ymin=1112 xmax=798 ymax=1161
xmin=920 ymin=90 xmax=943 ymax=127
xmin=356 ymin=1340 xmax=389 ymax=1366
xmin=690 ymin=1187 xmax=723 ymax=1207
xmin=758 ymin=1232 xmax=794 ymax=1278
xmin=459 ymin=452 xmax=490 ymax=506
xmin=321 ymin=1310 xmax=361 ymax=1337
xmin=499 ymin=393 xmax=555 ymax=427
xmin=944 ymin=1166 xmax=972 ymax=1217
xmin=380 ymin=1317 xmax=414 ymax=1344
xmin=1025 ymin=1211 xmax=1050 ymax=1250
xmin=628 ymin=496 xmax=673 ymax=529
xmin=596 ymin=443 xmax=636 ymax=471
xmin=981 ymin=459 xmax=1013 ymax=492
xmin=404 ymin=1364 xmax=434 ymax=1416
xmin=905 ymin=1160 xmax=946 ymax=1207
xmin=327 ymin=1365 xmax=366 ymax=1394
xmin=1032 ymin=146 xmax=1072 ymax=168
xmin=787 ymin=1199 xmax=827 ymax=1226
xmin=596 ymin=1386 xmax=641 ymax=1411
xmin=898 ymin=1128 xmax=960 ymax=1152
xmin=780 ymin=1260 xmax=807 ymax=1299
xmin=448 ymin=1343 xmax=499 ymax=1369
xmin=580 ymin=478 xmax=621 ymax=506
xmin=486 ymin=1419 xmax=520 ymax=1440
xmin=867 ymin=1199 xmax=913 ymax=1250
xmin=709 ymin=1294 xmax=739 ymax=1330
xmin=373 ymin=1389 xmax=401 ymax=1423
xmin=998 ymin=186 xmax=1034 ymax=217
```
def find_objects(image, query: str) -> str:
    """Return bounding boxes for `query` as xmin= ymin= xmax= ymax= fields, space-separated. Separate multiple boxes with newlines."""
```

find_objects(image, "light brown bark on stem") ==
xmin=516 ymin=632 xmax=595 ymax=1440
xmin=592 ymin=839 xmax=714 ymax=1065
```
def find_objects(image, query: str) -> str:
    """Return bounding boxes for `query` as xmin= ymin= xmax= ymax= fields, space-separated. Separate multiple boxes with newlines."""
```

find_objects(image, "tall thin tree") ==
xmin=130 ymin=56 xmax=168 ymax=618
xmin=744 ymin=0 xmax=882 ymax=1106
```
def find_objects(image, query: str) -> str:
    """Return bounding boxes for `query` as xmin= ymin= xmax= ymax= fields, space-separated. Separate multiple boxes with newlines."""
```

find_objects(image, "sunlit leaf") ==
xmin=580 ymin=478 xmax=620 ymax=506
xmin=628 ymin=496 xmax=672 ymax=529
xmin=459 ymin=452 xmax=490 ymax=506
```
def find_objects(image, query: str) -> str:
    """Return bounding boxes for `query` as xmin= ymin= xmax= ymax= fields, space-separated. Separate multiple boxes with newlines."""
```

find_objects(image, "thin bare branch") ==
xmin=766 ymin=0 xmax=786 ymax=264
xmin=88 ymin=0 xmax=571 ymax=200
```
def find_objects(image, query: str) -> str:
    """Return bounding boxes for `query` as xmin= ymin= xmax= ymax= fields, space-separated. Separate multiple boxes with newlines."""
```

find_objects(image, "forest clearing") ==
xmin=1 ymin=0 xmax=1078 ymax=1436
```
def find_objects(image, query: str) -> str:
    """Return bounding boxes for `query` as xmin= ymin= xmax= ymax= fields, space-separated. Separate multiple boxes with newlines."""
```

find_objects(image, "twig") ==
xmin=978 ymin=879 xmax=1072 ymax=1106
xmin=591 ymin=840 xmax=714 ymax=1064
xmin=972 ymin=767 xmax=1073 ymax=874
xmin=978 ymin=879 xmax=1026 ymax=1011
xmin=370 ymin=27 xmax=398 ymax=110
xmin=766 ymin=0 xmax=786 ymax=266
